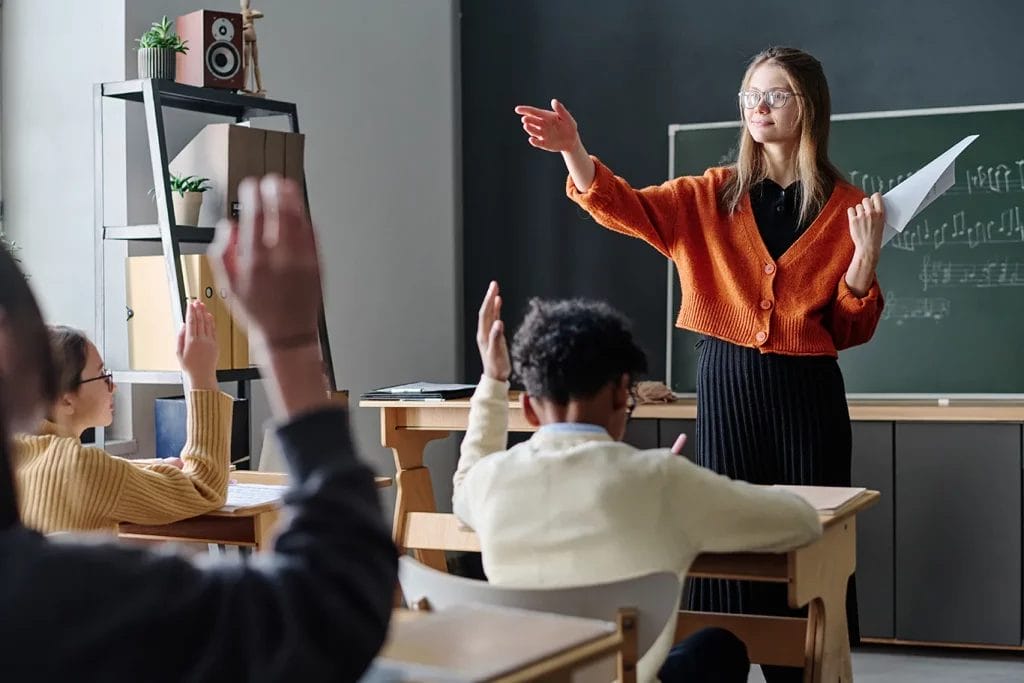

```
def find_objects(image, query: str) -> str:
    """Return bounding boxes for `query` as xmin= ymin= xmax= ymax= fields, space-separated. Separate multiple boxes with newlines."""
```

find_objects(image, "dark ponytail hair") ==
xmin=0 ymin=245 xmax=57 ymax=530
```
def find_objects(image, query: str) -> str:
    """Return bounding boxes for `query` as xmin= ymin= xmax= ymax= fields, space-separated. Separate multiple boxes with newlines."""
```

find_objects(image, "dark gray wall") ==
xmin=460 ymin=0 xmax=1024 ymax=381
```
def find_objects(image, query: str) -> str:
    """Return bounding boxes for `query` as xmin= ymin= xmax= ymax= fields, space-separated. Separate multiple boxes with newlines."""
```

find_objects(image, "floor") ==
xmin=747 ymin=646 xmax=1024 ymax=682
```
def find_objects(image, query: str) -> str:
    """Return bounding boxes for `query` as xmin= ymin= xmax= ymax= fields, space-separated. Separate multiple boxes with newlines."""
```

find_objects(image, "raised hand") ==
xmin=210 ymin=176 xmax=321 ymax=351
xmin=847 ymin=193 xmax=885 ymax=260
xmin=514 ymin=99 xmax=580 ymax=153
xmin=476 ymin=281 xmax=510 ymax=382
xmin=210 ymin=175 xmax=329 ymax=419
xmin=177 ymin=300 xmax=219 ymax=391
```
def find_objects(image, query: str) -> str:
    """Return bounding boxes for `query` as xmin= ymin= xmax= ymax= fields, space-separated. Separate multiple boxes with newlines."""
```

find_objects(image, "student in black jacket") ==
xmin=0 ymin=175 xmax=397 ymax=682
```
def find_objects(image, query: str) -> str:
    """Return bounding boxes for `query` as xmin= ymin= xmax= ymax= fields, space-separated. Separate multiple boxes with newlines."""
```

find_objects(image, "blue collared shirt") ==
xmin=536 ymin=423 xmax=609 ymax=437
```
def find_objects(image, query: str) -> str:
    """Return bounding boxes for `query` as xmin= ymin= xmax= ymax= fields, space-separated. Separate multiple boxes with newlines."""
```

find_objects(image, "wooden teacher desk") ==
xmin=361 ymin=396 xmax=886 ymax=682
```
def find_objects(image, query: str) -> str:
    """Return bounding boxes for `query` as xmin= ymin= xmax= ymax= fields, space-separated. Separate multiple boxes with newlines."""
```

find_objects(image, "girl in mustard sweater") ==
xmin=14 ymin=300 xmax=232 ymax=533
xmin=516 ymin=46 xmax=885 ymax=683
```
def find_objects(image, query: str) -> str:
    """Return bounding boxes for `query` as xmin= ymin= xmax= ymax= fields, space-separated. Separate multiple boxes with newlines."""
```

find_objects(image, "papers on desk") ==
xmin=221 ymin=483 xmax=287 ymax=512
xmin=773 ymin=485 xmax=868 ymax=513
xmin=880 ymin=135 xmax=979 ymax=246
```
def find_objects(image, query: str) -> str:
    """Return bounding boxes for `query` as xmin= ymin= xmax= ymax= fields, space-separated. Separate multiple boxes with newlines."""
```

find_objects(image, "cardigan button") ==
xmin=755 ymin=331 xmax=768 ymax=344
xmin=763 ymin=263 xmax=776 ymax=275
xmin=760 ymin=299 xmax=773 ymax=310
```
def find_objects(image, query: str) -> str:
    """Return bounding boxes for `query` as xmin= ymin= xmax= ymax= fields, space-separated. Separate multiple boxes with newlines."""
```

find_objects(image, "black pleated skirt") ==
xmin=684 ymin=336 xmax=858 ymax=682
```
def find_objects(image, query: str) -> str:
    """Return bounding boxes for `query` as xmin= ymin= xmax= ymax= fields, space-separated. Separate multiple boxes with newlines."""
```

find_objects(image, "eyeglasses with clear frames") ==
xmin=738 ymin=89 xmax=801 ymax=110
xmin=78 ymin=370 xmax=114 ymax=392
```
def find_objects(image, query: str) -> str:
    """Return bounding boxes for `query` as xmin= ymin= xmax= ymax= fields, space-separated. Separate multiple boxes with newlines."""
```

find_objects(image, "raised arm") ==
xmin=5 ymin=176 xmax=397 ymax=682
xmin=515 ymin=99 xmax=709 ymax=258
xmin=832 ymin=193 xmax=885 ymax=349
xmin=98 ymin=301 xmax=233 ymax=525
xmin=453 ymin=281 xmax=511 ymax=525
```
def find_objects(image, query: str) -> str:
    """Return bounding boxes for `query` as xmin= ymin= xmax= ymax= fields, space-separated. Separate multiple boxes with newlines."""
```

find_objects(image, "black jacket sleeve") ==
xmin=0 ymin=407 xmax=397 ymax=683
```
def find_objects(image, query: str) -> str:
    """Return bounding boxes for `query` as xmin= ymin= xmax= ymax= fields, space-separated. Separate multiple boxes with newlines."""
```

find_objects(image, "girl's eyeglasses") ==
xmin=78 ymin=370 xmax=114 ymax=392
xmin=738 ymin=89 xmax=801 ymax=110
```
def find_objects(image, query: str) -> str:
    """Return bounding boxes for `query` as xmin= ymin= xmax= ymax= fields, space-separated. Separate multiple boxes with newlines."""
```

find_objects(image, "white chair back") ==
xmin=399 ymin=555 xmax=679 ymax=659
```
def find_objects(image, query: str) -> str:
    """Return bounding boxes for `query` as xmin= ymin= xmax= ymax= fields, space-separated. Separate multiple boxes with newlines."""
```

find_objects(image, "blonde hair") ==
xmin=720 ymin=46 xmax=842 ymax=227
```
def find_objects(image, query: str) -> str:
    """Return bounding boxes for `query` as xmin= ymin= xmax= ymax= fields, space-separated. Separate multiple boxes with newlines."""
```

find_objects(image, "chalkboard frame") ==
xmin=666 ymin=102 xmax=1024 ymax=399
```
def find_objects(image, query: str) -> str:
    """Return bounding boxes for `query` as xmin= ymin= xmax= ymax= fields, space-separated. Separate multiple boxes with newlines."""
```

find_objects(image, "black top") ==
xmin=0 ymin=408 xmax=397 ymax=682
xmin=750 ymin=179 xmax=806 ymax=260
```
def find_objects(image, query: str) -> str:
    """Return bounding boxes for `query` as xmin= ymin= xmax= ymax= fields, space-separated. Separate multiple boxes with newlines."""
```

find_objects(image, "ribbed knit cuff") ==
xmin=835 ymin=277 xmax=881 ymax=313
xmin=474 ymin=375 xmax=509 ymax=401
xmin=565 ymin=155 xmax=613 ymax=209
xmin=182 ymin=390 xmax=232 ymax=459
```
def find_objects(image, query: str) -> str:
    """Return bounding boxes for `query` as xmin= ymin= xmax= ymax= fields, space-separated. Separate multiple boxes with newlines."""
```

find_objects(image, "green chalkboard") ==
xmin=668 ymin=104 xmax=1024 ymax=395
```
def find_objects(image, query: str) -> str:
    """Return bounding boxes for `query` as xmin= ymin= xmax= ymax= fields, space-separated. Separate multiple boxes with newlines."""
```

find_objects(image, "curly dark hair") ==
xmin=510 ymin=298 xmax=648 ymax=404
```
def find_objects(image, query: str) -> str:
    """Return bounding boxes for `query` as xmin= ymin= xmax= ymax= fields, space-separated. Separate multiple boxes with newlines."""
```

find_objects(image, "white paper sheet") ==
xmin=879 ymin=135 xmax=979 ymax=246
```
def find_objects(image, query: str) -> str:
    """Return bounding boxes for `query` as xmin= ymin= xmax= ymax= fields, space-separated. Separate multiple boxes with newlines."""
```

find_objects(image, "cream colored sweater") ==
xmin=453 ymin=377 xmax=823 ymax=683
xmin=14 ymin=390 xmax=232 ymax=534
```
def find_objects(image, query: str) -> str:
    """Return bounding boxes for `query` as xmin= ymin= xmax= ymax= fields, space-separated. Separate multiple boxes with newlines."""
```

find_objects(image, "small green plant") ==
xmin=0 ymin=230 xmax=21 ymax=264
xmin=136 ymin=16 xmax=189 ymax=53
xmin=169 ymin=174 xmax=211 ymax=197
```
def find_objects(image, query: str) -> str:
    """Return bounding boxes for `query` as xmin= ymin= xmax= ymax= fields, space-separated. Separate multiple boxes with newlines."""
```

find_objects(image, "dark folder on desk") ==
xmin=361 ymin=382 xmax=476 ymax=401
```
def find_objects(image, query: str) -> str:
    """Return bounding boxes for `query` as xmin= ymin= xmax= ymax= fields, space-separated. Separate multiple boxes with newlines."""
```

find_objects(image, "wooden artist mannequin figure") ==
xmin=241 ymin=0 xmax=265 ymax=96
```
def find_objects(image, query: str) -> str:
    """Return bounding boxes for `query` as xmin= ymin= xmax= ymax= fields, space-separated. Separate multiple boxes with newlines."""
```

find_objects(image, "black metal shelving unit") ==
xmin=93 ymin=78 xmax=336 ymax=449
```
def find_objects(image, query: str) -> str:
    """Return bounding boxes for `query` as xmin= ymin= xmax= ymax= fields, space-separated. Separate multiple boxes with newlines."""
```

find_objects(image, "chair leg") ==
xmin=617 ymin=607 xmax=638 ymax=683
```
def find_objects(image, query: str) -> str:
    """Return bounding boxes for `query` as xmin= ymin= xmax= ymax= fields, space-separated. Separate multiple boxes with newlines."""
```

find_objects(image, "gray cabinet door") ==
xmin=658 ymin=419 xmax=697 ymax=461
xmin=895 ymin=423 xmax=1022 ymax=645
xmin=624 ymin=418 xmax=659 ymax=450
xmin=851 ymin=422 xmax=895 ymax=639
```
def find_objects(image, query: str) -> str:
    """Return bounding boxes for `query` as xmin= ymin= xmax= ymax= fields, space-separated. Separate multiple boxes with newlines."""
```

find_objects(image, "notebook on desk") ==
xmin=220 ymin=483 xmax=288 ymax=512
xmin=361 ymin=382 xmax=476 ymax=401
xmin=773 ymin=485 xmax=868 ymax=513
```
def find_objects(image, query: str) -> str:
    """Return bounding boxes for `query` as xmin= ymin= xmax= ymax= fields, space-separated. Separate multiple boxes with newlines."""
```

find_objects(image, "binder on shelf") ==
xmin=126 ymin=254 xmax=235 ymax=370
xmin=361 ymin=382 xmax=476 ymax=401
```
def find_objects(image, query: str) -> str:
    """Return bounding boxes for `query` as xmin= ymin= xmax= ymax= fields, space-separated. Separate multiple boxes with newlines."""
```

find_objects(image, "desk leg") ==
xmin=254 ymin=509 xmax=280 ymax=553
xmin=381 ymin=411 xmax=451 ymax=572
xmin=791 ymin=519 xmax=857 ymax=683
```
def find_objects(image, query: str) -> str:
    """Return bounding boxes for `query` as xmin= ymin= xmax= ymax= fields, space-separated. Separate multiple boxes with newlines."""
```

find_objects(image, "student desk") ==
xmin=118 ymin=471 xmax=394 ymax=551
xmin=361 ymin=397 xmax=880 ymax=683
xmin=371 ymin=604 xmax=623 ymax=683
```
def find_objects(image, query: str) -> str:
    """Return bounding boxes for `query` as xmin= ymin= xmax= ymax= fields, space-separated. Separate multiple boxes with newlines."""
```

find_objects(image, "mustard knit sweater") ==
xmin=13 ymin=390 xmax=232 ymax=533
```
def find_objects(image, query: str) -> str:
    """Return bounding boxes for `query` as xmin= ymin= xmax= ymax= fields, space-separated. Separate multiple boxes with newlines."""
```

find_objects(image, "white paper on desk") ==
xmin=221 ymin=483 xmax=287 ymax=511
xmin=880 ymin=135 xmax=979 ymax=246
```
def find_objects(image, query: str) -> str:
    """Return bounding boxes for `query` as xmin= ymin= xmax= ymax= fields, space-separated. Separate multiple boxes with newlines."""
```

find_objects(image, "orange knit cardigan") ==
xmin=568 ymin=158 xmax=884 ymax=357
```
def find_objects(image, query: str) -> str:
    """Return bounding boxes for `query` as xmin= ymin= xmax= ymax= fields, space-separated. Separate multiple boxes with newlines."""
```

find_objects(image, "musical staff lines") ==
xmin=889 ymin=207 xmax=1024 ymax=252
xmin=919 ymin=255 xmax=1024 ymax=291
xmin=848 ymin=160 xmax=1024 ymax=197
xmin=881 ymin=292 xmax=951 ymax=324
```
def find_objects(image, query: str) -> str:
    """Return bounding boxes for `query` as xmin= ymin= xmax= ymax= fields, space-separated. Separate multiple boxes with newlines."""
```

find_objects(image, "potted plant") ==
xmin=0 ymin=231 xmax=20 ymax=264
xmin=169 ymin=174 xmax=211 ymax=226
xmin=136 ymin=16 xmax=188 ymax=80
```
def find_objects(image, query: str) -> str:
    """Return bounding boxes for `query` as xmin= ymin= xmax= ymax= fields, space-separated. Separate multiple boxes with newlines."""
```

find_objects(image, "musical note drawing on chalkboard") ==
xmin=881 ymin=292 xmax=951 ymax=325
xmin=888 ymin=207 xmax=1024 ymax=252
xmin=918 ymin=255 xmax=1024 ymax=291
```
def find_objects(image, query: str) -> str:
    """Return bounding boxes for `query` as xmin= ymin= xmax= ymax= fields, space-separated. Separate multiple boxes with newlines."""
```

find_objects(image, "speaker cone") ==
xmin=206 ymin=42 xmax=240 ymax=80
